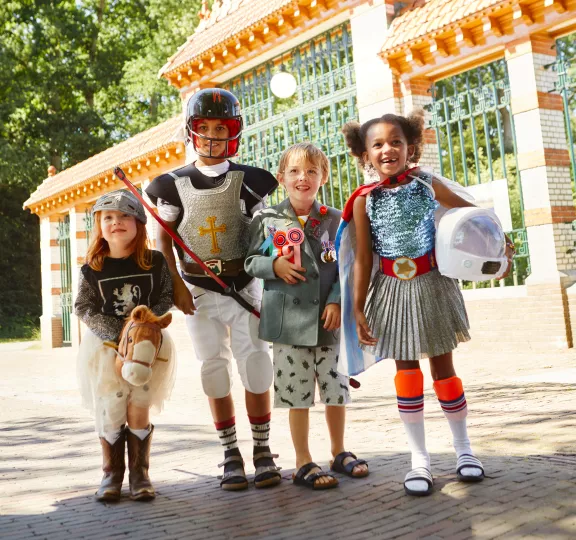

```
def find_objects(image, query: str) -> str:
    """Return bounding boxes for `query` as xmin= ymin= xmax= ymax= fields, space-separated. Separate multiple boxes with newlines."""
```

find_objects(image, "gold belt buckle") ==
xmin=392 ymin=257 xmax=417 ymax=280
xmin=204 ymin=259 xmax=223 ymax=276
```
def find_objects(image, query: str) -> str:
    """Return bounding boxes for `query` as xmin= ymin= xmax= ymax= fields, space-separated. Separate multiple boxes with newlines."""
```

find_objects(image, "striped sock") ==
xmin=433 ymin=376 xmax=473 ymax=458
xmin=215 ymin=417 xmax=238 ymax=451
xmin=395 ymin=369 xmax=429 ymax=472
xmin=248 ymin=413 xmax=271 ymax=449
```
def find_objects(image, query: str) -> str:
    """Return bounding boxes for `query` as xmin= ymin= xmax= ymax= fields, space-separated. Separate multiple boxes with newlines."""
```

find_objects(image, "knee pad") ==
xmin=433 ymin=376 xmax=467 ymax=420
xmin=394 ymin=369 xmax=424 ymax=422
xmin=201 ymin=358 xmax=233 ymax=399
xmin=242 ymin=350 xmax=273 ymax=394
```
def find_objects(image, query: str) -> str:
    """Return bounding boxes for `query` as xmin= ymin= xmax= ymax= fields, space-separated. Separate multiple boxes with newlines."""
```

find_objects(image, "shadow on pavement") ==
xmin=1 ymin=451 xmax=575 ymax=540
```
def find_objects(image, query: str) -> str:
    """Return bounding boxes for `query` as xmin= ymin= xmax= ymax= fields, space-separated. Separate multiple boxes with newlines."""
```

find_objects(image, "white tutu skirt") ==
xmin=77 ymin=330 xmax=177 ymax=435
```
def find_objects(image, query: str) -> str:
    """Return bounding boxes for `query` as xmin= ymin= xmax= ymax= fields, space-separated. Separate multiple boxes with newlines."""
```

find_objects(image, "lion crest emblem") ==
xmin=113 ymin=283 xmax=142 ymax=316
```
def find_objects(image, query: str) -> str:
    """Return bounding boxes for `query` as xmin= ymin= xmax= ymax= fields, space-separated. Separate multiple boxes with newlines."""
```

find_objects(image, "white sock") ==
xmin=403 ymin=420 xmax=431 ymax=491
xmin=449 ymin=418 xmax=473 ymax=457
xmin=103 ymin=429 xmax=122 ymax=445
xmin=396 ymin=370 xmax=431 ymax=493
xmin=129 ymin=425 xmax=151 ymax=441
xmin=448 ymin=419 xmax=482 ymax=476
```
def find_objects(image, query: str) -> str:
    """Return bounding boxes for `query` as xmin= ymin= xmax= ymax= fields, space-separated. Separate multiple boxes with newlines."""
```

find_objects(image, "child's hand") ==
xmin=355 ymin=310 xmax=378 ymax=346
xmin=498 ymin=235 xmax=516 ymax=280
xmin=321 ymin=303 xmax=341 ymax=331
xmin=273 ymin=255 xmax=306 ymax=284
xmin=174 ymin=278 xmax=196 ymax=315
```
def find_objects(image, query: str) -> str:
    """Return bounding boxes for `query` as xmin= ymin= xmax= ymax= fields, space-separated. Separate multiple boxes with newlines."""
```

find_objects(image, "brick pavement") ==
xmin=1 ymin=313 xmax=575 ymax=539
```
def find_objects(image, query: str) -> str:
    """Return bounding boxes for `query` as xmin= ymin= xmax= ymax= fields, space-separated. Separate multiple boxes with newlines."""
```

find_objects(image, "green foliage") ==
xmin=0 ymin=184 xmax=41 ymax=337
xmin=0 ymin=0 xmax=201 ymax=338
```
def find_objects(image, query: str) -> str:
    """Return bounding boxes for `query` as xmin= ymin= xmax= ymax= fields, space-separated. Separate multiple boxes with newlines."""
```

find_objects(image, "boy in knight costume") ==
xmin=145 ymin=88 xmax=281 ymax=490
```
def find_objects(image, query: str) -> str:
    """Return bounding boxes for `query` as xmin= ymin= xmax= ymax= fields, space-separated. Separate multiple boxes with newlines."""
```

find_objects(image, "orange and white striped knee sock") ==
xmin=433 ymin=376 xmax=473 ymax=458
xmin=395 ymin=369 xmax=429 ymax=472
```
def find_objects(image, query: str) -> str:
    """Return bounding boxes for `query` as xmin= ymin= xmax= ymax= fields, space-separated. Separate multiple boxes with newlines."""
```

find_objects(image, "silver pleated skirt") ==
xmin=363 ymin=269 xmax=470 ymax=361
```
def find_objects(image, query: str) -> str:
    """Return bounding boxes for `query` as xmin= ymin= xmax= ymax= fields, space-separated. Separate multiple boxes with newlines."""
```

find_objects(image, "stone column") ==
xmin=40 ymin=216 xmax=63 ymax=348
xmin=506 ymin=35 xmax=576 ymax=283
xmin=506 ymin=34 xmax=576 ymax=348
xmin=69 ymin=205 xmax=91 ymax=348
xmin=350 ymin=0 xmax=401 ymax=122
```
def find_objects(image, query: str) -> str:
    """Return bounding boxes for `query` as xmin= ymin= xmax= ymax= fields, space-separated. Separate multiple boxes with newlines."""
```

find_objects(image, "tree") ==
xmin=0 ymin=0 xmax=201 ymax=337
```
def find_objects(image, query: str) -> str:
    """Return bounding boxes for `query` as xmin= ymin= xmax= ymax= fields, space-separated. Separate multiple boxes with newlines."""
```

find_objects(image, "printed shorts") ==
xmin=272 ymin=344 xmax=350 ymax=408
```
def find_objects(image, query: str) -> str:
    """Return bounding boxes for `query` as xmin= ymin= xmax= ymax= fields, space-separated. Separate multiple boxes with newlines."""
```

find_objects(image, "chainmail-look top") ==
xmin=367 ymin=173 xmax=438 ymax=260
xmin=174 ymin=170 xmax=250 ymax=263
xmin=74 ymin=250 xmax=173 ymax=342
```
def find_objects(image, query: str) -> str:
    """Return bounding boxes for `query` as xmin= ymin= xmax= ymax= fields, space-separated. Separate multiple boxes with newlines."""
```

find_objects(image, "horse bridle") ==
xmin=115 ymin=321 xmax=164 ymax=367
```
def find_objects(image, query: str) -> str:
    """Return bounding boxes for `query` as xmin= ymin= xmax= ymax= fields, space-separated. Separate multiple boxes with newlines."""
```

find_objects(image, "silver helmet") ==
xmin=91 ymin=189 xmax=147 ymax=224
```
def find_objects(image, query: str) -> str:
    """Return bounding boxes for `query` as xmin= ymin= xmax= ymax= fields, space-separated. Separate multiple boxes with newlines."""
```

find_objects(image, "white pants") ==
xmin=185 ymin=279 xmax=273 ymax=398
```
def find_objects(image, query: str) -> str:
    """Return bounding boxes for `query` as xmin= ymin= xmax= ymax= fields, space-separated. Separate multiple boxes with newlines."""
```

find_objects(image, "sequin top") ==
xmin=367 ymin=174 xmax=438 ymax=259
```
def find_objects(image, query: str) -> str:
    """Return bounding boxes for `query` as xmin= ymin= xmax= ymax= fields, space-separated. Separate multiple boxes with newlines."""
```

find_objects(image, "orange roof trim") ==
xmin=380 ymin=0 xmax=576 ymax=76
xmin=158 ymin=0 xmax=363 ymax=89
xmin=160 ymin=0 xmax=297 ymax=80
xmin=24 ymin=116 xmax=184 ymax=213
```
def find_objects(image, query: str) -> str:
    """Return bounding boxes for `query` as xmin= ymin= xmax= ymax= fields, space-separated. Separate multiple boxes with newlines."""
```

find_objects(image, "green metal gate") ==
xmin=57 ymin=215 xmax=73 ymax=346
xmin=552 ymin=35 xmax=576 ymax=186
xmin=428 ymin=59 xmax=530 ymax=286
xmin=84 ymin=209 xmax=93 ymax=247
xmin=223 ymin=22 xmax=359 ymax=210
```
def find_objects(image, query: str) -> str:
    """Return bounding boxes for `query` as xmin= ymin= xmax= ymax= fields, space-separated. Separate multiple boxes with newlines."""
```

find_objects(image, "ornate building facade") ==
xmin=25 ymin=0 xmax=576 ymax=351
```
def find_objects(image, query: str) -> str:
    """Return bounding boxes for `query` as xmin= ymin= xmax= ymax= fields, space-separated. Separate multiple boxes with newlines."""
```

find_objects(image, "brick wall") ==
xmin=51 ymin=317 xmax=63 ymax=348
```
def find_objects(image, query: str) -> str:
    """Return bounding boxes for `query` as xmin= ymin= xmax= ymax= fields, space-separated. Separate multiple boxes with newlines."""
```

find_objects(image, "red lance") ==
xmin=113 ymin=166 xmax=260 ymax=318
xmin=113 ymin=166 xmax=360 ymax=389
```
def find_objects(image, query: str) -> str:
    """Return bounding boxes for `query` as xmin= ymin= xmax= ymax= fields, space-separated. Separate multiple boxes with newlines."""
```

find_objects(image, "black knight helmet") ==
xmin=185 ymin=88 xmax=243 ymax=158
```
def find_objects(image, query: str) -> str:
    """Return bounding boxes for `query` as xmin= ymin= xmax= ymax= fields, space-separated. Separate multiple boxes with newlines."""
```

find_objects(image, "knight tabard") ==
xmin=172 ymin=170 xmax=250 ymax=264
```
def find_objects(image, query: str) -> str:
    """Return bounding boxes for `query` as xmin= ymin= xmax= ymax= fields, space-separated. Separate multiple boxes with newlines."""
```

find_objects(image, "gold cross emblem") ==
xmin=199 ymin=216 xmax=226 ymax=254
xmin=393 ymin=257 xmax=417 ymax=280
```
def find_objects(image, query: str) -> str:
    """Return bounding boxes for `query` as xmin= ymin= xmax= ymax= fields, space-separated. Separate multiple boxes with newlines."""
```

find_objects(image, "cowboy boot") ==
xmin=95 ymin=428 xmax=126 ymax=502
xmin=127 ymin=425 xmax=156 ymax=501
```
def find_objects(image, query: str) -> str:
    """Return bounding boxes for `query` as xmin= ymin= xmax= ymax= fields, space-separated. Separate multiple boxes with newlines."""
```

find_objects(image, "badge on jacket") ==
xmin=321 ymin=241 xmax=337 ymax=263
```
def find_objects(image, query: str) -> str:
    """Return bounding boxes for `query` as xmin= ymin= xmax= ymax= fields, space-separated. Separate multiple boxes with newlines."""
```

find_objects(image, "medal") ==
xmin=321 ymin=241 xmax=337 ymax=263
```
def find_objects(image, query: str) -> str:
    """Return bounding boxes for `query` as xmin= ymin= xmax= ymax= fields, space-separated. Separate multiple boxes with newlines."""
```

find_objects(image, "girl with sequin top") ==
xmin=74 ymin=190 xmax=175 ymax=502
xmin=340 ymin=110 xmax=512 ymax=497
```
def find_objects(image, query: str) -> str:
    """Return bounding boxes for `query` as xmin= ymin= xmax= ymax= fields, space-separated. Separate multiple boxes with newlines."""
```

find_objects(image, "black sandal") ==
xmin=457 ymin=454 xmax=484 ymax=483
xmin=217 ymin=455 xmax=249 ymax=491
xmin=292 ymin=462 xmax=338 ymax=490
xmin=253 ymin=451 xmax=282 ymax=489
xmin=330 ymin=451 xmax=369 ymax=478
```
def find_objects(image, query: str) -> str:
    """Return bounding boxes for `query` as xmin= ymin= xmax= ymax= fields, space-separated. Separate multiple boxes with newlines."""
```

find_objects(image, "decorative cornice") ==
xmin=25 ymin=143 xmax=185 ymax=217
xmin=161 ymin=0 xmax=363 ymax=89
xmin=380 ymin=0 xmax=576 ymax=77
